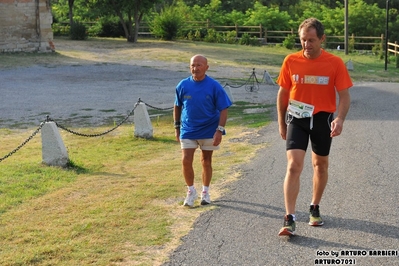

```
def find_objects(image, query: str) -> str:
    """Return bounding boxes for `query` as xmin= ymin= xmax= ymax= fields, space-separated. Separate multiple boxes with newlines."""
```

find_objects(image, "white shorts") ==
xmin=180 ymin=139 xmax=220 ymax=150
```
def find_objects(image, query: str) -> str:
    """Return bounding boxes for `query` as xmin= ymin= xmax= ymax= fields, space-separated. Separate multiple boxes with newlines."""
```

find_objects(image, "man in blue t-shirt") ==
xmin=174 ymin=54 xmax=232 ymax=207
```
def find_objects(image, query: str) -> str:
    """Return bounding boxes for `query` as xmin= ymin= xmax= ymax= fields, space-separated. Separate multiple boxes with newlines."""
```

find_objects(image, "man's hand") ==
xmin=213 ymin=130 xmax=222 ymax=146
xmin=330 ymin=117 xmax=344 ymax=137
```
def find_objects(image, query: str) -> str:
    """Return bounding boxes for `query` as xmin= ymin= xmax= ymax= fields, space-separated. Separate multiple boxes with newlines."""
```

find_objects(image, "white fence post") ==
xmin=263 ymin=70 xmax=276 ymax=85
xmin=224 ymin=85 xmax=234 ymax=103
xmin=41 ymin=121 xmax=69 ymax=167
xmin=134 ymin=102 xmax=153 ymax=139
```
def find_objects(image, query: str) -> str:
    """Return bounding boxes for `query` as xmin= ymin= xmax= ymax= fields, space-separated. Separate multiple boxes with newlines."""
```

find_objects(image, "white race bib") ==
xmin=287 ymin=99 xmax=315 ymax=118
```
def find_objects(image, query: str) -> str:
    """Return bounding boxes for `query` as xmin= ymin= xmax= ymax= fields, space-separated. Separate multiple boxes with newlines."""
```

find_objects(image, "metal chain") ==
xmin=224 ymin=68 xmax=264 ymax=89
xmin=144 ymin=102 xmax=173 ymax=111
xmin=53 ymin=103 xmax=138 ymax=137
xmin=0 ymin=121 xmax=45 ymax=163
xmin=0 ymin=99 xmax=172 ymax=163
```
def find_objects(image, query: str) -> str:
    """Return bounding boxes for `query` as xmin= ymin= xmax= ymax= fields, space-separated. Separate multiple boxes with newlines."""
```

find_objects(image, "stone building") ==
xmin=0 ymin=0 xmax=54 ymax=52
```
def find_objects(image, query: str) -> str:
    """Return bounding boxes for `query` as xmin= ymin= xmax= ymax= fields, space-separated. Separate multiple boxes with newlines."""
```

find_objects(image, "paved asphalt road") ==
xmin=163 ymin=82 xmax=399 ymax=266
xmin=1 ymin=64 xmax=398 ymax=265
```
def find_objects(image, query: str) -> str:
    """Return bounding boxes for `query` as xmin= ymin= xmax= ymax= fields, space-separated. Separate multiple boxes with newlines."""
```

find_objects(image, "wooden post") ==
xmin=381 ymin=34 xmax=384 ymax=49
xmin=264 ymin=28 xmax=267 ymax=44
xmin=395 ymin=41 xmax=399 ymax=68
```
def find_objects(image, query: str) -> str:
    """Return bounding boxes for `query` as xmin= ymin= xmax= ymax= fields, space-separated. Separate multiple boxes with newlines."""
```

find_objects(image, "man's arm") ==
xmin=330 ymin=89 xmax=350 ymax=137
xmin=277 ymin=87 xmax=290 ymax=140
xmin=213 ymin=108 xmax=228 ymax=146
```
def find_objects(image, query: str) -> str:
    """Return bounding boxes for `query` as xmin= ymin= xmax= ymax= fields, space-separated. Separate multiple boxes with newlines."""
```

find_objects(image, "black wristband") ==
xmin=174 ymin=121 xmax=181 ymax=129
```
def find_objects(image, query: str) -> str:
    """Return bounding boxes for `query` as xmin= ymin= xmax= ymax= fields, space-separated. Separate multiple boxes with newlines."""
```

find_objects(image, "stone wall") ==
xmin=0 ymin=0 xmax=54 ymax=52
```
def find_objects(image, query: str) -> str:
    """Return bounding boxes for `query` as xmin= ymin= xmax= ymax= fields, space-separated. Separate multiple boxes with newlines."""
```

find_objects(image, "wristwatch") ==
xmin=216 ymin=125 xmax=225 ymax=132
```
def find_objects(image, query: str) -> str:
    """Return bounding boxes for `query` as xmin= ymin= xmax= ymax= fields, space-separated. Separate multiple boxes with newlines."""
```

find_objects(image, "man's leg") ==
xmin=182 ymin=148 xmax=196 ymax=186
xmin=308 ymin=152 xmax=329 ymax=225
xmin=182 ymin=148 xmax=198 ymax=207
xmin=279 ymin=149 xmax=306 ymax=235
xmin=200 ymin=150 xmax=213 ymax=205
xmin=200 ymin=150 xmax=213 ymax=186
xmin=284 ymin=149 xmax=306 ymax=215
xmin=311 ymin=152 xmax=329 ymax=205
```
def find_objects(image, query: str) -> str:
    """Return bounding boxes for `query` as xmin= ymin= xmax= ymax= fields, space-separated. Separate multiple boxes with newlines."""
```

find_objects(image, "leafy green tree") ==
xmin=189 ymin=0 xmax=226 ymax=25
xmin=348 ymin=0 xmax=385 ymax=37
xmin=244 ymin=2 xmax=292 ymax=30
xmin=95 ymin=0 xmax=162 ymax=42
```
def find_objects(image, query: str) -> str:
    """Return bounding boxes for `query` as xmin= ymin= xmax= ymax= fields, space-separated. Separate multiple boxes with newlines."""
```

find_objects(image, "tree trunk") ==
xmin=133 ymin=11 xmax=144 ymax=43
xmin=68 ymin=0 xmax=74 ymax=26
xmin=127 ymin=10 xmax=134 ymax=42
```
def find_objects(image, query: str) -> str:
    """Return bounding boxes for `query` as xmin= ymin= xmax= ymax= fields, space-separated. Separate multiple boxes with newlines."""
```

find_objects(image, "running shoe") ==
xmin=278 ymin=214 xmax=296 ymax=236
xmin=309 ymin=204 xmax=324 ymax=226
xmin=183 ymin=188 xmax=197 ymax=207
xmin=200 ymin=191 xmax=211 ymax=205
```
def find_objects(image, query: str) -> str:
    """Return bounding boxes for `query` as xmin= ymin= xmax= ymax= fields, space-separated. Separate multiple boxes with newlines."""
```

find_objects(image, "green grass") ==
xmin=0 ymin=102 xmax=270 ymax=265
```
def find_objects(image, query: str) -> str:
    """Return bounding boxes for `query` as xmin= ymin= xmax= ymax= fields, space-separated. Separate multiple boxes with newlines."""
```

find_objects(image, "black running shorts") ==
xmin=286 ymin=111 xmax=334 ymax=156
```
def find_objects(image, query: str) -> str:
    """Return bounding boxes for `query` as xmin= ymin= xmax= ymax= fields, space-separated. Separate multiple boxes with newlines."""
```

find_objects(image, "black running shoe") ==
xmin=309 ymin=204 xmax=324 ymax=226
xmin=278 ymin=214 xmax=296 ymax=236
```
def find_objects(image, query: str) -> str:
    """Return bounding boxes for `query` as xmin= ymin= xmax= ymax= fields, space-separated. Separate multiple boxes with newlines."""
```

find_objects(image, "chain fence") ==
xmin=0 ymin=70 xmax=272 ymax=163
xmin=0 ymin=98 xmax=171 ymax=163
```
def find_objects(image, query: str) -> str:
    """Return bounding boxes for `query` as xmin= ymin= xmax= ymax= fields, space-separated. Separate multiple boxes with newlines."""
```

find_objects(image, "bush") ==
xmin=204 ymin=29 xmax=224 ymax=43
xmin=151 ymin=6 xmax=183 ymax=40
xmin=70 ymin=21 xmax=87 ymax=40
xmin=239 ymin=33 xmax=260 ymax=46
xmin=224 ymin=30 xmax=237 ymax=44
xmin=282 ymin=34 xmax=296 ymax=49
xmin=52 ymin=23 xmax=70 ymax=37
xmin=372 ymin=42 xmax=384 ymax=59
xmin=97 ymin=18 xmax=126 ymax=38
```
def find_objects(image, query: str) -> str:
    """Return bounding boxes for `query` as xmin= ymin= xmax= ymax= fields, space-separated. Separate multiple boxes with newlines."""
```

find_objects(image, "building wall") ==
xmin=0 ymin=0 xmax=54 ymax=52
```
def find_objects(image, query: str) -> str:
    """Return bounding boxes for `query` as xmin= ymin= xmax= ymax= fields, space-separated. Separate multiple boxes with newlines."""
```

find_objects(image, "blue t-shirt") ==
xmin=175 ymin=75 xmax=232 ymax=139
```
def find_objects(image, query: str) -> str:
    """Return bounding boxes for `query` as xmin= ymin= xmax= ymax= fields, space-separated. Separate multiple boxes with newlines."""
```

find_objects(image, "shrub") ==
xmin=239 ymin=33 xmax=260 ymax=46
xmin=52 ymin=23 xmax=70 ymax=37
xmin=224 ymin=30 xmax=237 ymax=44
xmin=70 ymin=21 xmax=87 ymax=40
xmin=282 ymin=34 xmax=296 ymax=49
xmin=97 ymin=17 xmax=126 ymax=38
xmin=204 ymin=29 xmax=224 ymax=43
xmin=372 ymin=42 xmax=384 ymax=59
xmin=151 ymin=6 xmax=183 ymax=40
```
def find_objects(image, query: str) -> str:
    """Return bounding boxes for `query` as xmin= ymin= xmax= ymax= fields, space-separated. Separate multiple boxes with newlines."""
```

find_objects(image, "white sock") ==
xmin=188 ymin=185 xmax=195 ymax=192
xmin=202 ymin=186 xmax=209 ymax=193
xmin=290 ymin=214 xmax=296 ymax=221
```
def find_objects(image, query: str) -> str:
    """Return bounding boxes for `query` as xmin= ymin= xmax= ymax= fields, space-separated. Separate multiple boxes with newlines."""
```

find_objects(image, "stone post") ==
xmin=41 ymin=121 xmax=69 ymax=167
xmin=134 ymin=102 xmax=153 ymax=139
xmin=224 ymin=85 xmax=234 ymax=103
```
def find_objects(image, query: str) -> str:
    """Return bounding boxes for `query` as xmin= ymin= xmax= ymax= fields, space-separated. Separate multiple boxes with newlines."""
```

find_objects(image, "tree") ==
xmin=68 ymin=0 xmax=75 ymax=26
xmin=96 ymin=0 xmax=161 ymax=42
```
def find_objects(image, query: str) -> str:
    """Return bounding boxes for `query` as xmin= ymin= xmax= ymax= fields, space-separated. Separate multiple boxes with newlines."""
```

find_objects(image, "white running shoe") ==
xmin=183 ymin=188 xmax=197 ymax=207
xmin=200 ymin=191 xmax=211 ymax=205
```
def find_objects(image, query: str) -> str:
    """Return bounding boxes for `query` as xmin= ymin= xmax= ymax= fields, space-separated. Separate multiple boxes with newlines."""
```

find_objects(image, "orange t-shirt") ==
xmin=277 ymin=49 xmax=353 ymax=114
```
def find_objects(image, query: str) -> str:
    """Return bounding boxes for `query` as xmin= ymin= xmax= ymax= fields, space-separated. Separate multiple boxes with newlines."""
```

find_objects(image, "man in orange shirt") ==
xmin=277 ymin=18 xmax=352 ymax=236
